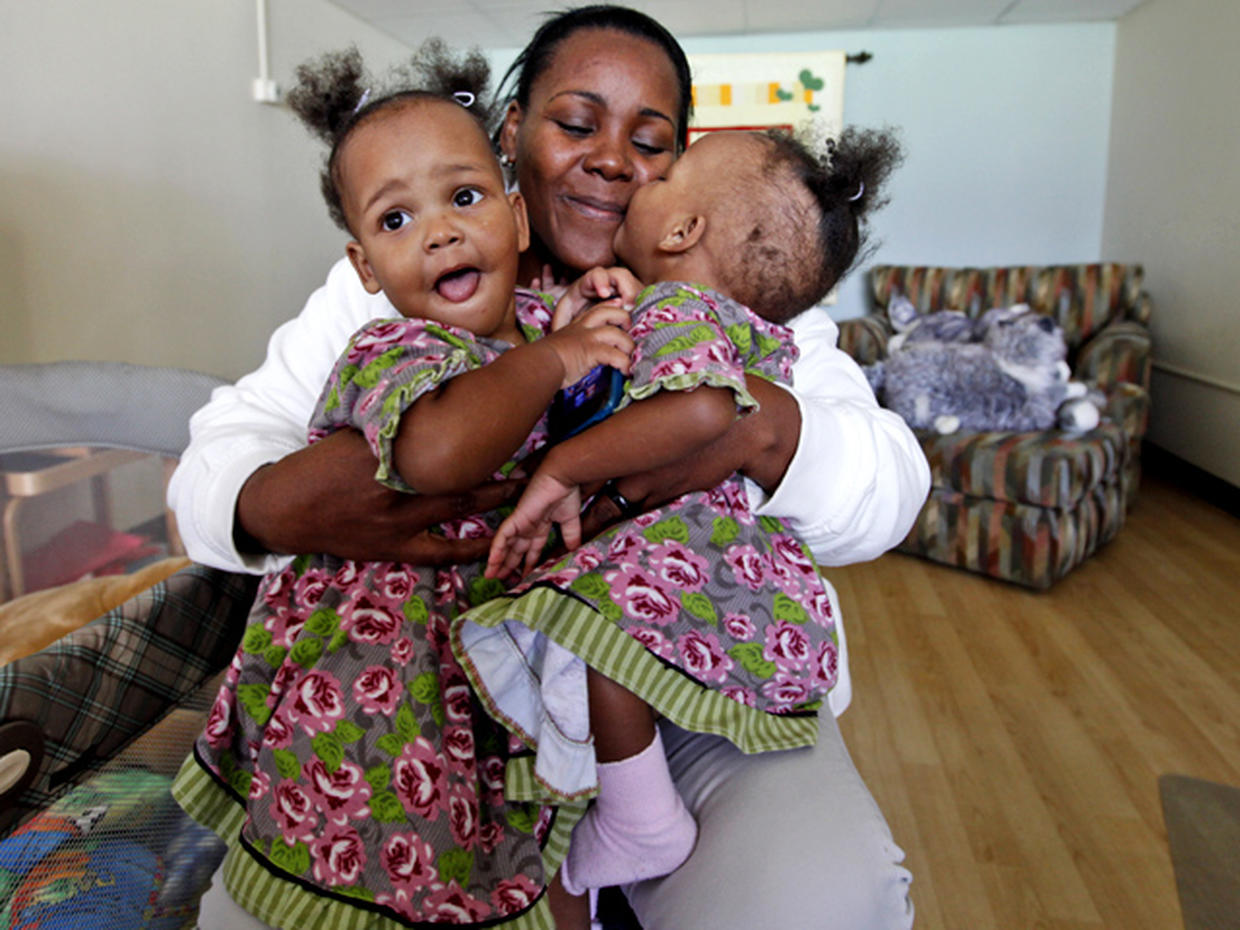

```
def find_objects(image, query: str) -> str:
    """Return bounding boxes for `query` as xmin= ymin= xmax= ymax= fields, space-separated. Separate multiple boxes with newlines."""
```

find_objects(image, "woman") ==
xmin=171 ymin=6 xmax=925 ymax=928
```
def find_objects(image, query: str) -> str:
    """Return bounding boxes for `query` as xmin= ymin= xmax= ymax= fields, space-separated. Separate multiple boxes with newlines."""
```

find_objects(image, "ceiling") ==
xmin=327 ymin=0 xmax=1148 ymax=51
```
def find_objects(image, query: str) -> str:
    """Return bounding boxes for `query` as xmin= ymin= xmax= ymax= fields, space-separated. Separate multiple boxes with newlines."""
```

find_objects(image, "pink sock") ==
xmin=559 ymin=730 xmax=697 ymax=896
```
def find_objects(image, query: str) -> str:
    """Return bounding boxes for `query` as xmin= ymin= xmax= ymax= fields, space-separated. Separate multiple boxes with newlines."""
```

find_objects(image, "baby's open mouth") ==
xmin=435 ymin=267 xmax=480 ymax=303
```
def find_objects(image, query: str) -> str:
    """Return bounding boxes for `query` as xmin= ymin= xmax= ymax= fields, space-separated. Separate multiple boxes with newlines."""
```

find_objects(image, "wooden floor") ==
xmin=831 ymin=474 xmax=1240 ymax=930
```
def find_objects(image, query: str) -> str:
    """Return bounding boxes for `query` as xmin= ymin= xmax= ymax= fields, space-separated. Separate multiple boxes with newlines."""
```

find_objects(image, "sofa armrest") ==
xmin=1074 ymin=320 xmax=1152 ymax=393
xmin=835 ymin=314 xmax=890 ymax=365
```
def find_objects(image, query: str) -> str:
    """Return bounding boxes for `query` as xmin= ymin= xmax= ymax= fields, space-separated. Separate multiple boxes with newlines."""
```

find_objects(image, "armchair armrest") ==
xmin=1074 ymin=320 xmax=1152 ymax=393
xmin=1101 ymin=381 xmax=1151 ymax=443
xmin=835 ymin=314 xmax=890 ymax=366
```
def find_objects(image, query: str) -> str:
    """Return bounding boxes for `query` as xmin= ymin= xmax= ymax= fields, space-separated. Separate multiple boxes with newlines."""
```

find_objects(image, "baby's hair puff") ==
xmin=286 ymin=40 xmax=497 ymax=233
xmin=727 ymin=126 xmax=903 ymax=322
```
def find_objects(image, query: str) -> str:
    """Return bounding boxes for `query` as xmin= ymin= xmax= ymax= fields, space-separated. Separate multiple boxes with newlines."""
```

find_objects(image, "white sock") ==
xmin=559 ymin=730 xmax=697 ymax=896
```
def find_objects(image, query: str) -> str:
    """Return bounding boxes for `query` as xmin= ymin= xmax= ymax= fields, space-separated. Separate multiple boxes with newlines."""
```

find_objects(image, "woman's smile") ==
xmin=561 ymin=192 xmax=627 ymax=223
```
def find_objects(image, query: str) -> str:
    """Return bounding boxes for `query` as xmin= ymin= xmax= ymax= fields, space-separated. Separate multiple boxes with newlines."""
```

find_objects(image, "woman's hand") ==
xmin=235 ymin=428 xmax=524 ymax=565
xmin=485 ymin=470 xmax=583 ymax=580
xmin=552 ymin=267 xmax=644 ymax=331
xmin=541 ymin=302 xmax=635 ymax=388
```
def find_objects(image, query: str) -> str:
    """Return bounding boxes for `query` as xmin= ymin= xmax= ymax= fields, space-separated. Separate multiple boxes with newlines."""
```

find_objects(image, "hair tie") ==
xmin=849 ymin=181 xmax=865 ymax=202
xmin=352 ymin=88 xmax=371 ymax=114
xmin=453 ymin=90 xmax=475 ymax=108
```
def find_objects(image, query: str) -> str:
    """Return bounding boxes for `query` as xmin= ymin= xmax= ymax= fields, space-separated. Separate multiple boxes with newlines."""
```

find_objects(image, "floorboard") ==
xmin=832 ymin=474 xmax=1240 ymax=930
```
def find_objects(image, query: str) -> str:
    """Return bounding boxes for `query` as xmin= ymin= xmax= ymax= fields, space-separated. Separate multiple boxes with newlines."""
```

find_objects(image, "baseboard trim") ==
xmin=1143 ymin=443 xmax=1240 ymax=519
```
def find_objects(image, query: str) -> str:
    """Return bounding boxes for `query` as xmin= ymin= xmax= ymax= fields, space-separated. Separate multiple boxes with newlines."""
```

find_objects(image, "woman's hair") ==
xmin=496 ymin=4 xmax=693 ymax=150
xmin=286 ymin=41 xmax=497 ymax=232
xmin=726 ymin=127 xmax=904 ymax=322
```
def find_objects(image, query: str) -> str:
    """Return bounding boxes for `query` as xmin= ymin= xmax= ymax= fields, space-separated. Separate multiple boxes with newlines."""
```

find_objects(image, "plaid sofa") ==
xmin=838 ymin=263 xmax=1152 ymax=589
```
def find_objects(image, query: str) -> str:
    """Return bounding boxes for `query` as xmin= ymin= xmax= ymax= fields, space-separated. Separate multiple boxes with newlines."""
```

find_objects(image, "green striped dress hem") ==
xmin=173 ymin=754 xmax=580 ymax=930
xmin=453 ymin=585 xmax=820 ymax=799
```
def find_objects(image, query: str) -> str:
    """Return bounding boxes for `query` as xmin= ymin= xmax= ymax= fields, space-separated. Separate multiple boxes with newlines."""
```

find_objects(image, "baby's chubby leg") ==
xmin=559 ymin=671 xmax=697 ymax=895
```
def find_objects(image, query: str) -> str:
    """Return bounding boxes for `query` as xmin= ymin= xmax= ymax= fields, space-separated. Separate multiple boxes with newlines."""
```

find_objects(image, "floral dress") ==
xmin=453 ymin=281 xmax=840 ymax=803
xmin=173 ymin=291 xmax=578 ymax=930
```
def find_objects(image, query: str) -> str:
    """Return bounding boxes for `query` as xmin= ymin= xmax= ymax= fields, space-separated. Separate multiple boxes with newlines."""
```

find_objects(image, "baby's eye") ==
xmin=453 ymin=187 xmax=484 ymax=208
xmin=381 ymin=210 xmax=411 ymax=231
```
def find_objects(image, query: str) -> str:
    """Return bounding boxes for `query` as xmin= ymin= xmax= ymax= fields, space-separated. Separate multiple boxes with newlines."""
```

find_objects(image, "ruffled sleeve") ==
xmin=308 ymin=317 xmax=491 ymax=492
xmin=623 ymin=282 xmax=798 ymax=415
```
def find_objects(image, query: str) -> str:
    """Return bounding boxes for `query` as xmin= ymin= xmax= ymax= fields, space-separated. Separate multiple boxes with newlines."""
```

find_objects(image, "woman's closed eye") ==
xmin=555 ymin=119 xmax=593 ymax=137
xmin=452 ymin=187 xmax=485 ymax=208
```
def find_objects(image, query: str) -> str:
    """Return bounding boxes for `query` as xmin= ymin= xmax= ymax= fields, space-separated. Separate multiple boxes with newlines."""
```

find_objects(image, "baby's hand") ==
xmin=542 ymin=303 xmax=634 ymax=388
xmin=553 ymin=266 xmax=643 ymax=331
xmin=485 ymin=471 xmax=583 ymax=579
xmin=529 ymin=262 xmax=570 ymax=302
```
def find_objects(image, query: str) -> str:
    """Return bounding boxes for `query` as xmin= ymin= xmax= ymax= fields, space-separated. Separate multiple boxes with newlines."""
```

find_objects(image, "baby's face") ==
xmin=338 ymin=99 xmax=529 ymax=342
xmin=613 ymin=131 xmax=766 ymax=281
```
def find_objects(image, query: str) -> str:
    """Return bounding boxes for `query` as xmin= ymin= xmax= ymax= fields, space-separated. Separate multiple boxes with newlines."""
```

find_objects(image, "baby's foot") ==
xmin=559 ymin=731 xmax=697 ymax=895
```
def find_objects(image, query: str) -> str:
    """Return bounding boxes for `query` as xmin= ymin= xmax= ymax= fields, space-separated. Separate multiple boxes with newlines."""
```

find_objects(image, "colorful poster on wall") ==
xmin=686 ymin=51 xmax=846 ymax=146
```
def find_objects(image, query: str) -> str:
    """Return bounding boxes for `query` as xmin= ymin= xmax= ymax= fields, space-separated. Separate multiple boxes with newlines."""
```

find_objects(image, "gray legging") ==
xmin=626 ymin=713 xmax=914 ymax=929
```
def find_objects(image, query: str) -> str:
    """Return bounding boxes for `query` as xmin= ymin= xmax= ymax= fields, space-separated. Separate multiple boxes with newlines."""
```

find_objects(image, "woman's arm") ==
xmin=574 ymin=310 xmax=929 ymax=566
xmin=749 ymin=310 xmax=930 ymax=565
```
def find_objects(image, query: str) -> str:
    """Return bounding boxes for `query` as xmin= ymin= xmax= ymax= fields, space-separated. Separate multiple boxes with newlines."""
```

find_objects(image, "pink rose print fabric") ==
xmin=176 ymin=292 xmax=566 ymax=929
xmin=456 ymin=282 xmax=839 ymax=795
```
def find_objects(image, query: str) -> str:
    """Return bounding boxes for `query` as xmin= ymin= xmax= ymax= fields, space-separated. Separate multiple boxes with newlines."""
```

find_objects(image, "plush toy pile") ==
xmin=865 ymin=296 xmax=1103 ymax=435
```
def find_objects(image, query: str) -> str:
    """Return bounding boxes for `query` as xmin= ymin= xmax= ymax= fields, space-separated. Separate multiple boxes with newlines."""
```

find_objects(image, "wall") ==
xmin=1101 ymin=0 xmax=1240 ymax=486
xmin=678 ymin=24 xmax=1119 ymax=319
xmin=3 ymin=13 xmax=1117 ymax=374
xmin=0 ymin=0 xmax=411 ymax=379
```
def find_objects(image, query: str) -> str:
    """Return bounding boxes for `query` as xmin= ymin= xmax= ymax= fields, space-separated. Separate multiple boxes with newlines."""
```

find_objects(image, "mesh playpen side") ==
xmin=0 ymin=362 xmax=257 ymax=927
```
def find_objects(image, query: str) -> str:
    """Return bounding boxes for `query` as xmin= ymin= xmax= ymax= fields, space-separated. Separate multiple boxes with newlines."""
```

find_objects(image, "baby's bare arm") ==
xmin=395 ymin=305 xmax=633 ymax=495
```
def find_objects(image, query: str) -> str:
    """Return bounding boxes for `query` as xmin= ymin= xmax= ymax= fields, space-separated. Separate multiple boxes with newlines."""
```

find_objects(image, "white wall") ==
xmin=1102 ymin=0 xmax=1240 ymax=486
xmin=0 ymin=0 xmax=412 ymax=378
xmin=4 ymin=12 xmax=1117 ymax=374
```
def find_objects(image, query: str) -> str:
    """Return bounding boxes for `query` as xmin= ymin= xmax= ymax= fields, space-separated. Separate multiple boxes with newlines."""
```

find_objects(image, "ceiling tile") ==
xmin=743 ymin=0 xmax=879 ymax=34
xmin=326 ymin=0 xmax=1149 ymax=49
xmin=1000 ymin=0 xmax=1149 ymax=24
xmin=871 ymin=0 xmax=1010 ymax=28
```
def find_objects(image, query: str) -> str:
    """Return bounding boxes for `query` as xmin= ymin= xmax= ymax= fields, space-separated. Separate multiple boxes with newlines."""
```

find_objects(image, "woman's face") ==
xmin=501 ymin=28 xmax=682 ymax=274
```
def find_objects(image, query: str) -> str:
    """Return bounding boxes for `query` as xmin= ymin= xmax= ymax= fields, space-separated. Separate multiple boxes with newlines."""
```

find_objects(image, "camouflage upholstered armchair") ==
xmin=837 ymin=263 xmax=1152 ymax=589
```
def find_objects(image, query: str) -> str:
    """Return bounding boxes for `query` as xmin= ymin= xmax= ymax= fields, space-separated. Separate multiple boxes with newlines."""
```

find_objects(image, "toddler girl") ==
xmin=175 ymin=44 xmax=639 ymax=929
xmin=454 ymin=124 xmax=902 ymax=896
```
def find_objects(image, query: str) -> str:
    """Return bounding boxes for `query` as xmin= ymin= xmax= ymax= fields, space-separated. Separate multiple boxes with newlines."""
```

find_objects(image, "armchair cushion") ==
xmin=916 ymin=421 xmax=1127 ymax=511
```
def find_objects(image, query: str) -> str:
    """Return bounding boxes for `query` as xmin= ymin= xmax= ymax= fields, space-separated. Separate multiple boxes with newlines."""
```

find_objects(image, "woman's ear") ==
xmin=345 ymin=241 xmax=383 ymax=295
xmin=499 ymin=101 xmax=523 ymax=164
xmin=508 ymin=190 xmax=531 ymax=253
xmin=659 ymin=213 xmax=707 ymax=255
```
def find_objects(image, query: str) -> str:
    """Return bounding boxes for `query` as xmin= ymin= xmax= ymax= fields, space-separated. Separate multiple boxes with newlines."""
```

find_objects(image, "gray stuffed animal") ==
xmin=866 ymin=299 xmax=1102 ymax=434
